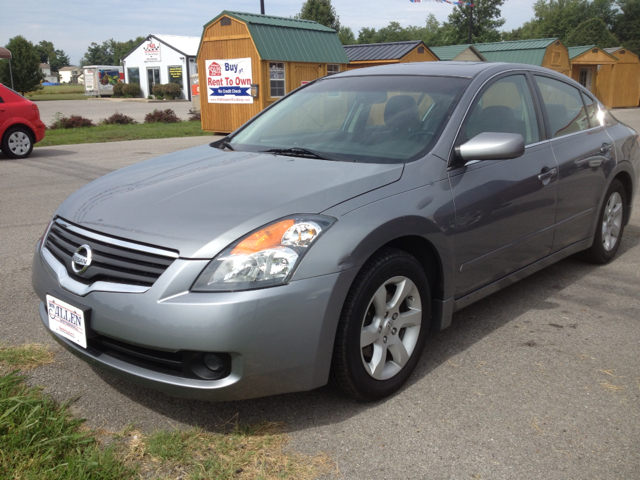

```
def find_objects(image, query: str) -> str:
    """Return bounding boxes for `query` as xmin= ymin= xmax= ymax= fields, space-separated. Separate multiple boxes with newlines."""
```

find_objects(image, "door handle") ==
xmin=600 ymin=142 xmax=612 ymax=154
xmin=538 ymin=167 xmax=557 ymax=185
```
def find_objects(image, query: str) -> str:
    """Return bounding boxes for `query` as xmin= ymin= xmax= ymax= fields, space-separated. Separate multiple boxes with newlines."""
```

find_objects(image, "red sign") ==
xmin=208 ymin=62 xmax=221 ymax=77
xmin=191 ymin=83 xmax=200 ymax=96
xmin=301 ymin=81 xmax=309 ymax=86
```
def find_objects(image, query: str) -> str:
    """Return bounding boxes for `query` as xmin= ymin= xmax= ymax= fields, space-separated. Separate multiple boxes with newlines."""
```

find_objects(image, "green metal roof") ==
xmin=199 ymin=11 xmax=348 ymax=64
xmin=430 ymin=44 xmax=486 ymax=61
xmin=568 ymin=45 xmax=595 ymax=59
xmin=473 ymin=38 xmax=560 ymax=66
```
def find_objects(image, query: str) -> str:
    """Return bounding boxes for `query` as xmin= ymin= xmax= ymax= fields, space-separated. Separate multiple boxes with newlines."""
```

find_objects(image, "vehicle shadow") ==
xmin=0 ymin=148 xmax=78 ymax=160
xmin=94 ymin=225 xmax=640 ymax=434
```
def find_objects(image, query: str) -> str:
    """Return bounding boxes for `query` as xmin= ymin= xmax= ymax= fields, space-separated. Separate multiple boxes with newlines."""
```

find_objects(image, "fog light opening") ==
xmin=185 ymin=352 xmax=232 ymax=380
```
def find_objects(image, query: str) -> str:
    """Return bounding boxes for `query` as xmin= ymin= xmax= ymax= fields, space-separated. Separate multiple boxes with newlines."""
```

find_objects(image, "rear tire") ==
xmin=330 ymin=248 xmax=431 ymax=401
xmin=582 ymin=179 xmax=626 ymax=264
xmin=1 ymin=126 xmax=34 ymax=159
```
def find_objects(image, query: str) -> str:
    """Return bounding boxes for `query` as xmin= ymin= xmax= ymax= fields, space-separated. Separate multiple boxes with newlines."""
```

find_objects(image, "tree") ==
xmin=613 ymin=0 xmax=640 ymax=55
xmin=445 ymin=0 xmax=506 ymax=44
xmin=338 ymin=26 xmax=356 ymax=45
xmin=564 ymin=17 xmax=619 ymax=47
xmin=0 ymin=36 xmax=43 ymax=94
xmin=114 ymin=36 xmax=146 ymax=64
xmin=34 ymin=40 xmax=70 ymax=72
xmin=80 ymin=39 xmax=116 ymax=66
xmin=296 ymin=0 xmax=340 ymax=31
xmin=357 ymin=27 xmax=379 ymax=44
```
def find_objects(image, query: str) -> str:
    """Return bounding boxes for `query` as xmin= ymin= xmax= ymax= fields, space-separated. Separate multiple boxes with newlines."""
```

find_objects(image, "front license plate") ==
xmin=46 ymin=295 xmax=87 ymax=349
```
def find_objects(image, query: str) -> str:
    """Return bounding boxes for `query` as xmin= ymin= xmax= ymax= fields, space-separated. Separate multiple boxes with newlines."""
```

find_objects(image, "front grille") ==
xmin=89 ymin=335 xmax=184 ymax=376
xmin=44 ymin=218 xmax=177 ymax=287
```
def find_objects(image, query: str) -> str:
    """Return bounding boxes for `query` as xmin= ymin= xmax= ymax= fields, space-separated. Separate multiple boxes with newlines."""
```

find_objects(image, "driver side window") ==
xmin=462 ymin=75 xmax=540 ymax=146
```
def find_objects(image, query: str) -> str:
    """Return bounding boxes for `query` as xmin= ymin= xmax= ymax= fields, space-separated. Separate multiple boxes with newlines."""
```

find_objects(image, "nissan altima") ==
xmin=32 ymin=62 xmax=639 ymax=401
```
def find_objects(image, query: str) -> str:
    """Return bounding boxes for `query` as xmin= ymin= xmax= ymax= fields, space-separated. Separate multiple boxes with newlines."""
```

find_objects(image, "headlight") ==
xmin=191 ymin=215 xmax=336 ymax=292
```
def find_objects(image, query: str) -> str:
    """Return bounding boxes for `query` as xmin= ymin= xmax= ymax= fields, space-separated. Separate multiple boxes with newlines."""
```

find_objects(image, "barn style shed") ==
xmin=600 ymin=47 xmax=640 ymax=108
xmin=430 ymin=44 xmax=486 ymax=62
xmin=567 ymin=46 xmax=618 ymax=106
xmin=343 ymin=41 xmax=438 ymax=70
xmin=474 ymin=38 xmax=571 ymax=76
xmin=197 ymin=11 xmax=348 ymax=133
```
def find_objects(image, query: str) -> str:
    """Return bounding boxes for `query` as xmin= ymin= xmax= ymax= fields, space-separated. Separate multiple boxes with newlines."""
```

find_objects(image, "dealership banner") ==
xmin=144 ymin=41 xmax=161 ymax=62
xmin=206 ymin=58 xmax=253 ymax=104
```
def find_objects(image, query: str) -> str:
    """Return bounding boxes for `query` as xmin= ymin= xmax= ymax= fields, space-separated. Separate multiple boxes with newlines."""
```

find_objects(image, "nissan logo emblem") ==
xmin=71 ymin=244 xmax=93 ymax=274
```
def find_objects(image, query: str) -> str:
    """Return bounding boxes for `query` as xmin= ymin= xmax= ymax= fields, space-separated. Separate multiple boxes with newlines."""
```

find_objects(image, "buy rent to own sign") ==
xmin=206 ymin=58 xmax=253 ymax=104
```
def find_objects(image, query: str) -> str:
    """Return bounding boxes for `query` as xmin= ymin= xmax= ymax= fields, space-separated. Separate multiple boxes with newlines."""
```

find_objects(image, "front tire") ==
xmin=330 ymin=248 xmax=431 ymax=401
xmin=1 ymin=127 xmax=34 ymax=159
xmin=583 ymin=179 xmax=627 ymax=264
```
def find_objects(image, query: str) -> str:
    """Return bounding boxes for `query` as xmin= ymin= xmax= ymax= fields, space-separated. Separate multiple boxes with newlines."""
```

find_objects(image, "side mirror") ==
xmin=455 ymin=132 xmax=525 ymax=162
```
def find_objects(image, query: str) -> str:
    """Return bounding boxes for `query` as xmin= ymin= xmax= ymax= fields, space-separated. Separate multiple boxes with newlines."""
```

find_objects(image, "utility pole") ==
xmin=468 ymin=4 xmax=473 ymax=44
xmin=260 ymin=0 xmax=265 ymax=14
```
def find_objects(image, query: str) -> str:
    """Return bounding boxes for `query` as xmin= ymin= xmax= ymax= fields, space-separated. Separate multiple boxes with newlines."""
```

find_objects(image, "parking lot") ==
xmin=1 ymin=110 xmax=639 ymax=479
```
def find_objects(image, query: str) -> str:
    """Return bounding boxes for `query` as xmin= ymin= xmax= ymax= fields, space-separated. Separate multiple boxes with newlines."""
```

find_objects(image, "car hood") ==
xmin=56 ymin=144 xmax=403 ymax=258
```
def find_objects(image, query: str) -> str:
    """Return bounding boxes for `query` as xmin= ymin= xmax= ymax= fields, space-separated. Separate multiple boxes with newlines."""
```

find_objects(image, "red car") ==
xmin=0 ymin=83 xmax=46 ymax=159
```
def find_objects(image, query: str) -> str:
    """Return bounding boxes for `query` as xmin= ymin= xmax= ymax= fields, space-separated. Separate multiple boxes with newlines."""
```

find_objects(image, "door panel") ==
xmin=290 ymin=63 xmax=321 ymax=89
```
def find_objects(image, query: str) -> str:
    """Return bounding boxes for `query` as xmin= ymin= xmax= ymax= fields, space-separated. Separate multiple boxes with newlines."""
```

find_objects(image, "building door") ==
xmin=147 ymin=67 xmax=160 ymax=95
xmin=578 ymin=67 xmax=593 ymax=91
xmin=290 ymin=63 xmax=321 ymax=89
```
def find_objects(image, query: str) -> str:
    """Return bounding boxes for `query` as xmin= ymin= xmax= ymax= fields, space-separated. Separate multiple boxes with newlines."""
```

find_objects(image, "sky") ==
xmin=2 ymin=0 xmax=535 ymax=65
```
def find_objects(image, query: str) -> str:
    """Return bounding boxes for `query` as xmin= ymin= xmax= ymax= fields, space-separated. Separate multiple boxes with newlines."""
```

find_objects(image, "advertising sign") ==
xmin=85 ymin=70 xmax=94 ymax=89
xmin=99 ymin=70 xmax=122 ymax=85
xmin=205 ymin=58 xmax=253 ymax=104
xmin=144 ymin=41 xmax=161 ymax=62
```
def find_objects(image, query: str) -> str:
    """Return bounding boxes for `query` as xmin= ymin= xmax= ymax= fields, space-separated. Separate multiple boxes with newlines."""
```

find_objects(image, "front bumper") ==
xmin=33 ymin=240 xmax=357 ymax=401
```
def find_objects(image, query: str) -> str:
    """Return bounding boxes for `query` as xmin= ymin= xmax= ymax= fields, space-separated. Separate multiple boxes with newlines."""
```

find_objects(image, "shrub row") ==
xmin=48 ymin=109 xmax=185 ymax=129
xmin=151 ymin=83 xmax=182 ymax=100
xmin=112 ymin=83 xmax=142 ymax=98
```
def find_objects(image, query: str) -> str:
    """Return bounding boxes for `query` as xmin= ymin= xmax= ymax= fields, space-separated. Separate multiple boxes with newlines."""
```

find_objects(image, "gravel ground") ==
xmin=1 ymin=111 xmax=639 ymax=479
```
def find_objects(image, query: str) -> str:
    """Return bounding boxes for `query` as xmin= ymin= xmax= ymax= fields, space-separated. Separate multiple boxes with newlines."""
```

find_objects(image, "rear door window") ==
xmin=534 ymin=76 xmax=590 ymax=138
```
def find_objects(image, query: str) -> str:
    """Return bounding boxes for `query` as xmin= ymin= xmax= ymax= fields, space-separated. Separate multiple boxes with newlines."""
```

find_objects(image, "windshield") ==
xmin=228 ymin=75 xmax=470 ymax=164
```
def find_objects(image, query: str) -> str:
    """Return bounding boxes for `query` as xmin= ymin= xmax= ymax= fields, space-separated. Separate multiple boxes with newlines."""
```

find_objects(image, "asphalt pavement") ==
xmin=1 ymin=116 xmax=639 ymax=479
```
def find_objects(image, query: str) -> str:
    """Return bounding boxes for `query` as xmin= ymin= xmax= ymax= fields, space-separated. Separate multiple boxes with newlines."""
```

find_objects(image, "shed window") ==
xmin=221 ymin=17 xmax=231 ymax=26
xmin=418 ymin=47 xmax=425 ymax=54
xmin=327 ymin=64 xmax=340 ymax=76
xmin=269 ymin=62 xmax=285 ymax=97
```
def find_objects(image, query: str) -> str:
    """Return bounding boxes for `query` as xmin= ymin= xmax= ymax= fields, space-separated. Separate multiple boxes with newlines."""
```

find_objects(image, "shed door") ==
xmin=290 ymin=63 xmax=322 ymax=89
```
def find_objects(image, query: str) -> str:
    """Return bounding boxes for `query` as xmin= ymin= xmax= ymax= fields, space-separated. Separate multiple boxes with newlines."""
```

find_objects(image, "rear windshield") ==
xmin=228 ymin=75 xmax=470 ymax=164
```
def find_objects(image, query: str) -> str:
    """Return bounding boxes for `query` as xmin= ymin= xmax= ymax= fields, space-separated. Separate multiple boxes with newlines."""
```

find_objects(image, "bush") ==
xmin=163 ymin=83 xmax=182 ymax=99
xmin=112 ymin=83 xmax=124 ymax=97
xmin=144 ymin=109 xmax=182 ymax=123
xmin=102 ymin=111 xmax=138 ymax=125
xmin=188 ymin=111 xmax=201 ymax=122
xmin=122 ymin=83 xmax=141 ymax=98
xmin=49 ymin=112 xmax=94 ymax=129
xmin=152 ymin=84 xmax=164 ymax=99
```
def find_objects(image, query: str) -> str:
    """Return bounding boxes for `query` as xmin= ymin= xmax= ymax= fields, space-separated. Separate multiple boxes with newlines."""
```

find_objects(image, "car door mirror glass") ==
xmin=455 ymin=132 xmax=525 ymax=162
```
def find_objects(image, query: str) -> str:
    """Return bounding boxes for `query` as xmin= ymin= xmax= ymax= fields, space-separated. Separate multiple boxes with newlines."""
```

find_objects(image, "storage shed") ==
xmin=567 ymin=46 xmax=618 ymax=106
xmin=474 ymin=38 xmax=571 ymax=76
xmin=430 ymin=44 xmax=486 ymax=62
xmin=197 ymin=11 xmax=349 ymax=133
xmin=600 ymin=47 xmax=640 ymax=108
xmin=343 ymin=41 xmax=438 ymax=70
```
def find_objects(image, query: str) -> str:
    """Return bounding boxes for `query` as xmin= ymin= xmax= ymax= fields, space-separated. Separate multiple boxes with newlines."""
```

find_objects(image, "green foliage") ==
xmin=296 ymin=0 xmax=340 ymax=31
xmin=112 ymin=82 xmax=124 ymax=97
xmin=565 ymin=17 xmax=619 ymax=48
xmin=34 ymin=40 xmax=70 ymax=72
xmin=0 ymin=36 xmax=44 ymax=95
xmin=122 ymin=83 xmax=141 ymax=97
xmin=0 ymin=371 xmax=136 ymax=480
xmin=338 ymin=26 xmax=356 ymax=45
xmin=50 ymin=112 xmax=95 ymax=129
xmin=446 ymin=0 xmax=506 ymax=44
xmin=614 ymin=0 xmax=640 ymax=55
xmin=80 ymin=36 xmax=145 ymax=66
xmin=163 ymin=82 xmax=182 ymax=99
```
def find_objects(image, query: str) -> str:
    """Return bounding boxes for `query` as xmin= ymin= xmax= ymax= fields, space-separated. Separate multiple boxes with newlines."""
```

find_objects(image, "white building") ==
xmin=40 ymin=63 xmax=58 ymax=83
xmin=122 ymin=34 xmax=199 ymax=99
xmin=59 ymin=66 xmax=81 ymax=83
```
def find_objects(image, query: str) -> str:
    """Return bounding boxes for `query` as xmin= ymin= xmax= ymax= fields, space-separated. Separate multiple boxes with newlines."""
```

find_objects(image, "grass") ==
xmin=37 ymin=121 xmax=214 ymax=147
xmin=27 ymin=85 xmax=87 ymax=101
xmin=0 ymin=348 xmax=334 ymax=480
xmin=0 ymin=343 xmax=55 ymax=370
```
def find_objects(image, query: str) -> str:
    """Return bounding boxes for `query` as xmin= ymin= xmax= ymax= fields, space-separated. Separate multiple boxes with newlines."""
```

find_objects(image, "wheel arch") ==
xmin=3 ymin=122 xmax=36 ymax=142
xmin=613 ymin=170 xmax=634 ymax=226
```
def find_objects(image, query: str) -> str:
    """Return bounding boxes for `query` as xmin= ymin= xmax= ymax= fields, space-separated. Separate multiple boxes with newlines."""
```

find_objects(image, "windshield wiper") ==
xmin=260 ymin=147 xmax=347 ymax=162
xmin=211 ymin=137 xmax=235 ymax=151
